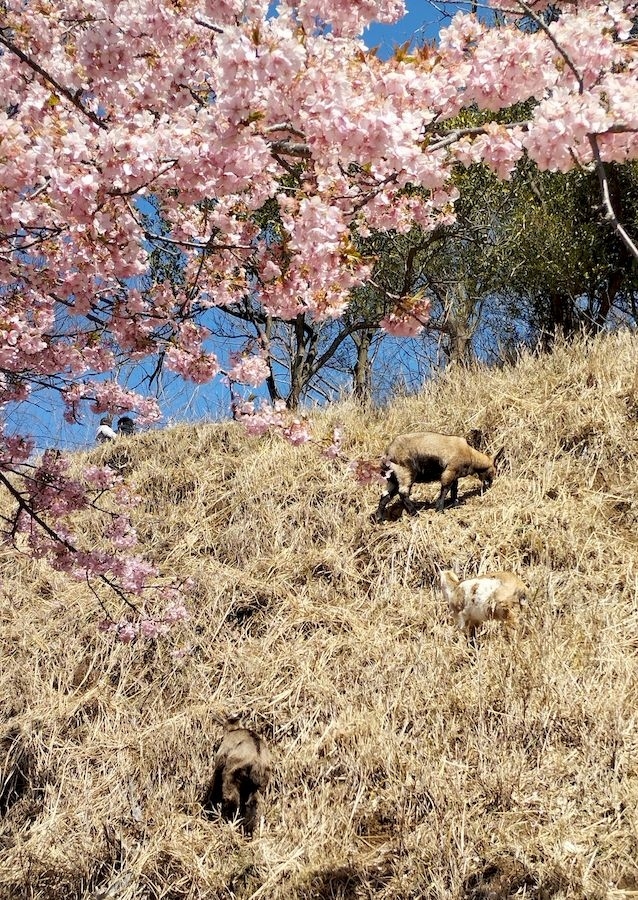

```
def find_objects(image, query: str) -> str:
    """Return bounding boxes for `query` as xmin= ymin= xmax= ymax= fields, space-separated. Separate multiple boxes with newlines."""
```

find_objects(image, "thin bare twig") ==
xmin=514 ymin=0 xmax=583 ymax=90
xmin=143 ymin=231 xmax=253 ymax=252
xmin=193 ymin=16 xmax=224 ymax=34
xmin=516 ymin=0 xmax=637 ymax=259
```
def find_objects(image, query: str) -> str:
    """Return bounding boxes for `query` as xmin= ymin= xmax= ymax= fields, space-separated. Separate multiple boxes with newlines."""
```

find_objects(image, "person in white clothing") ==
xmin=95 ymin=415 xmax=117 ymax=444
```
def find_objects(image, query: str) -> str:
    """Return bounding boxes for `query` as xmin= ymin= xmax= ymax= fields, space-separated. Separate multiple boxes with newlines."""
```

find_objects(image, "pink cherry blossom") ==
xmin=227 ymin=353 xmax=271 ymax=387
xmin=162 ymin=602 xmax=190 ymax=624
xmin=348 ymin=458 xmax=385 ymax=486
xmin=83 ymin=466 xmax=120 ymax=490
xmin=140 ymin=619 xmax=168 ymax=639
xmin=380 ymin=294 xmax=431 ymax=337
xmin=323 ymin=425 xmax=344 ymax=459
xmin=116 ymin=622 xmax=138 ymax=644
xmin=235 ymin=398 xmax=314 ymax=445
xmin=283 ymin=419 xmax=312 ymax=446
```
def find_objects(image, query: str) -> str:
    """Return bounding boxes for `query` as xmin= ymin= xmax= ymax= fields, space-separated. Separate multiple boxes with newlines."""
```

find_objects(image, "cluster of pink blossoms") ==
xmin=165 ymin=322 xmax=220 ymax=384
xmin=0 ymin=432 xmax=190 ymax=640
xmin=63 ymin=382 xmax=161 ymax=426
xmin=227 ymin=352 xmax=271 ymax=387
xmin=323 ymin=426 xmax=344 ymax=460
xmin=235 ymin=399 xmax=312 ymax=445
xmin=380 ymin=293 xmax=432 ymax=337
xmin=100 ymin=599 xmax=190 ymax=644
xmin=348 ymin=458 xmax=385 ymax=486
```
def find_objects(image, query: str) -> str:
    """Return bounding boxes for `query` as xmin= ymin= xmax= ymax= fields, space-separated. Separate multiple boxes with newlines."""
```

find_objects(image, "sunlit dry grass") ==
xmin=2 ymin=331 xmax=638 ymax=899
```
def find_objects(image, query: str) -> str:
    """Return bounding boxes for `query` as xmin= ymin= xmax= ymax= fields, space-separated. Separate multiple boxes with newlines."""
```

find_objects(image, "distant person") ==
xmin=117 ymin=416 xmax=136 ymax=436
xmin=95 ymin=416 xmax=117 ymax=444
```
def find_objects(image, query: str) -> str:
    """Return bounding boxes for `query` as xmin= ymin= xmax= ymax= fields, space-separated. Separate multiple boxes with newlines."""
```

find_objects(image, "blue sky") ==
xmin=365 ymin=1 xmax=467 ymax=56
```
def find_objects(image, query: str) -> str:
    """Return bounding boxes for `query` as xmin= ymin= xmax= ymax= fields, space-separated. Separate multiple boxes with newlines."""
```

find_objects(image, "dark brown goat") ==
xmin=203 ymin=722 xmax=271 ymax=835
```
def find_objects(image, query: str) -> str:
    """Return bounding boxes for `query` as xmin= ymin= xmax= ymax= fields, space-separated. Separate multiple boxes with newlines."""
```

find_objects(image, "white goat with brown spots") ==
xmin=439 ymin=570 xmax=528 ymax=639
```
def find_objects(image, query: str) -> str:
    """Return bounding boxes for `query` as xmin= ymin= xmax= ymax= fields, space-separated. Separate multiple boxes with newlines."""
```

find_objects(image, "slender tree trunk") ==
xmin=257 ymin=315 xmax=283 ymax=404
xmin=542 ymin=290 xmax=576 ymax=347
xmin=287 ymin=315 xmax=307 ymax=409
xmin=288 ymin=375 xmax=305 ymax=408
xmin=443 ymin=323 xmax=473 ymax=365
xmin=589 ymin=269 xmax=624 ymax=333
xmin=352 ymin=328 xmax=374 ymax=402
xmin=265 ymin=371 xmax=282 ymax=404
xmin=441 ymin=284 xmax=476 ymax=364
xmin=287 ymin=313 xmax=323 ymax=409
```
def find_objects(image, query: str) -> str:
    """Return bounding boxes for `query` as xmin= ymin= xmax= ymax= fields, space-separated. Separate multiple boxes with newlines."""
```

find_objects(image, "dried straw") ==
xmin=2 ymin=330 xmax=638 ymax=899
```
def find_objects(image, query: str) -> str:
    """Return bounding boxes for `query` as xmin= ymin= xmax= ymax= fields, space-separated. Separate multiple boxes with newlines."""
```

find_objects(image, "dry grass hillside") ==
xmin=2 ymin=330 xmax=638 ymax=900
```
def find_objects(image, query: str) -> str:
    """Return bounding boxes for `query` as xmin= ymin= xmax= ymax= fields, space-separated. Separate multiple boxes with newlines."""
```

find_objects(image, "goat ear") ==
xmin=439 ymin=570 xmax=458 ymax=594
xmin=493 ymin=447 xmax=506 ymax=469
xmin=466 ymin=428 xmax=483 ymax=450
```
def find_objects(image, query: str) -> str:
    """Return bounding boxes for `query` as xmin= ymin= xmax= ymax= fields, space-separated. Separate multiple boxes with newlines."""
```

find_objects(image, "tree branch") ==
xmin=0 ymin=30 xmax=108 ymax=130
xmin=514 ymin=0 xmax=583 ymax=91
xmin=267 ymin=139 xmax=312 ymax=159
xmin=262 ymin=122 xmax=306 ymax=139
xmin=307 ymin=319 xmax=379 ymax=379
xmin=0 ymin=470 xmax=138 ymax=611
xmin=427 ymin=120 xmax=528 ymax=152
xmin=193 ymin=16 xmax=224 ymax=34
xmin=143 ymin=230 xmax=253 ymax=252
xmin=588 ymin=135 xmax=638 ymax=260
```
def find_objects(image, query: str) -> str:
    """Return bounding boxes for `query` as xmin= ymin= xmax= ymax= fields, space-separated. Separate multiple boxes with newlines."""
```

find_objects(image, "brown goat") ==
xmin=440 ymin=570 xmax=528 ymax=639
xmin=375 ymin=431 xmax=504 ymax=520
xmin=203 ymin=722 xmax=271 ymax=835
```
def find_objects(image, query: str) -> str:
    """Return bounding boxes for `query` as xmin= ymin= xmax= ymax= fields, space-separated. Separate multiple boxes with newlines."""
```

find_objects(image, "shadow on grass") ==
xmin=374 ymin=485 xmax=488 ymax=523
xmin=296 ymin=860 xmax=392 ymax=899
xmin=463 ymin=854 xmax=570 ymax=899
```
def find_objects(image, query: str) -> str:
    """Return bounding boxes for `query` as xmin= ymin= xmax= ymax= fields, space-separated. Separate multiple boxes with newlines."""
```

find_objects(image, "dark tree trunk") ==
xmin=539 ymin=291 xmax=577 ymax=349
xmin=287 ymin=313 xmax=319 ymax=409
xmin=589 ymin=269 xmax=624 ymax=333
xmin=443 ymin=322 xmax=474 ymax=365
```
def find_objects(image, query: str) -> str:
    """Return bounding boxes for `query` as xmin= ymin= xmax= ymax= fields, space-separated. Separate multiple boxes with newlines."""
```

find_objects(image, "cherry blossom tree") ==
xmin=1 ymin=0 xmax=637 ymax=627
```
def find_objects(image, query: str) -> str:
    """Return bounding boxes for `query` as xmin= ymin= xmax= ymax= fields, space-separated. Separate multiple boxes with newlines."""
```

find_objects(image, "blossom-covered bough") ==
xmin=0 ymin=0 xmax=636 ymax=633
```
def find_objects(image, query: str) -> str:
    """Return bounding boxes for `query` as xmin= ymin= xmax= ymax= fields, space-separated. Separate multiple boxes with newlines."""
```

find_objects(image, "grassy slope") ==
xmin=2 ymin=331 xmax=638 ymax=900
